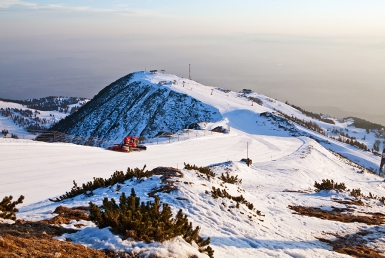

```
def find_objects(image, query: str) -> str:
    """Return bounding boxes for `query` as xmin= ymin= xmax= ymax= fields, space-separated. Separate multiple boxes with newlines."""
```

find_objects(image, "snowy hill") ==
xmin=1 ymin=71 xmax=385 ymax=257
xmin=52 ymin=72 xmax=221 ymax=144
xmin=0 ymin=97 xmax=88 ymax=139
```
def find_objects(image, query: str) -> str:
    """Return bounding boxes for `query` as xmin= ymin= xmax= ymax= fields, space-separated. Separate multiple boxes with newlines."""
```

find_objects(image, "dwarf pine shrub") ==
xmin=211 ymin=187 xmax=256 ymax=212
xmin=351 ymin=190 xmax=385 ymax=205
xmin=0 ymin=195 xmax=24 ymax=220
xmin=184 ymin=163 xmax=215 ymax=180
xmin=315 ymin=180 xmax=385 ymax=205
xmin=50 ymin=165 xmax=151 ymax=202
xmin=350 ymin=188 xmax=363 ymax=198
xmin=89 ymin=189 xmax=214 ymax=258
xmin=314 ymin=179 xmax=347 ymax=192
xmin=219 ymin=172 xmax=242 ymax=185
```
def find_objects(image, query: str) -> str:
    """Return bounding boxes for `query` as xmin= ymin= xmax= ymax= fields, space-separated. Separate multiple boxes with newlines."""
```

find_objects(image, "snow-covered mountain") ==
xmin=52 ymin=72 xmax=221 ymax=144
xmin=49 ymin=71 xmax=384 ymax=155
xmin=1 ymin=71 xmax=385 ymax=257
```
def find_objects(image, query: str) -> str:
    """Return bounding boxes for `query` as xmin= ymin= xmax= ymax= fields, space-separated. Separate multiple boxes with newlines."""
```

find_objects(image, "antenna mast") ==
xmin=189 ymin=64 xmax=191 ymax=80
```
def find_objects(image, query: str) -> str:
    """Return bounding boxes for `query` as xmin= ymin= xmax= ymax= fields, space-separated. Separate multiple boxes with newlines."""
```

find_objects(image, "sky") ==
xmin=0 ymin=0 xmax=385 ymax=125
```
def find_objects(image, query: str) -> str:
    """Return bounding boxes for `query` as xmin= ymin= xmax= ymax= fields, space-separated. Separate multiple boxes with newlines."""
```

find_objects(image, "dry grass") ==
xmin=148 ymin=167 xmax=183 ymax=197
xmin=43 ymin=206 xmax=90 ymax=225
xmin=288 ymin=205 xmax=385 ymax=225
xmin=332 ymin=198 xmax=365 ymax=206
xmin=289 ymin=205 xmax=385 ymax=257
xmin=0 ymin=220 xmax=112 ymax=258
xmin=318 ymin=229 xmax=385 ymax=258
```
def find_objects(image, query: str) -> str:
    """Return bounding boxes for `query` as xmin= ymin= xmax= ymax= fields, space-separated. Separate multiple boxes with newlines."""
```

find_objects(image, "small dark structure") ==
xmin=35 ymin=131 xmax=56 ymax=142
xmin=241 ymin=158 xmax=252 ymax=166
xmin=241 ymin=89 xmax=253 ymax=94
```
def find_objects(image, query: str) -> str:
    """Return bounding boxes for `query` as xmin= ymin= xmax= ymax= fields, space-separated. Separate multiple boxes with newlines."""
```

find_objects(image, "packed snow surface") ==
xmin=1 ymin=71 xmax=385 ymax=257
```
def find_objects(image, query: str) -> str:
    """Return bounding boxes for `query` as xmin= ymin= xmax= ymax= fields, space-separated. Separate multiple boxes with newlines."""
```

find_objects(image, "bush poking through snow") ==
xmin=350 ymin=189 xmax=385 ymax=205
xmin=0 ymin=195 xmax=24 ymax=220
xmin=314 ymin=179 xmax=347 ymax=192
xmin=350 ymin=188 xmax=363 ymax=198
xmin=184 ymin=163 xmax=215 ymax=180
xmin=50 ymin=165 xmax=152 ymax=202
xmin=314 ymin=181 xmax=385 ymax=205
xmin=219 ymin=172 xmax=242 ymax=185
xmin=211 ymin=187 xmax=259 ymax=213
xmin=89 ymin=189 xmax=214 ymax=258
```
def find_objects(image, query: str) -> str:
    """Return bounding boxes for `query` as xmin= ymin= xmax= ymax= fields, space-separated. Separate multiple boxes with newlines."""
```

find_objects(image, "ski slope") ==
xmin=1 ymin=71 xmax=385 ymax=257
xmin=141 ymin=71 xmax=382 ymax=172
xmin=2 ymin=133 xmax=385 ymax=257
xmin=0 ymin=128 xmax=303 ymax=207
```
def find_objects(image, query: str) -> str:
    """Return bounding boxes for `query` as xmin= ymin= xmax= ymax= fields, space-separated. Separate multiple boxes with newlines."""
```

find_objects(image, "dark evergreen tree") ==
xmin=314 ymin=179 xmax=346 ymax=192
xmin=184 ymin=163 xmax=215 ymax=180
xmin=0 ymin=195 xmax=24 ymax=220
xmin=50 ymin=165 xmax=151 ymax=202
xmin=219 ymin=171 xmax=242 ymax=184
xmin=89 ymin=189 xmax=214 ymax=257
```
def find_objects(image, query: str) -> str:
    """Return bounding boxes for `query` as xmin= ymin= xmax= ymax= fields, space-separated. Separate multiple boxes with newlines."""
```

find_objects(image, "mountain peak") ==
xmin=52 ymin=72 xmax=222 ymax=145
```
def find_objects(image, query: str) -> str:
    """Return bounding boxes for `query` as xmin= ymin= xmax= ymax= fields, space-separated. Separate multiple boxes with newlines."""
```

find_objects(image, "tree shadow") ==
xmin=210 ymin=236 xmax=327 ymax=250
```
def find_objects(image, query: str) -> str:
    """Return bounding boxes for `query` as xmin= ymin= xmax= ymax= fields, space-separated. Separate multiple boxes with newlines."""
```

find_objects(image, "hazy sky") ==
xmin=0 ymin=1 xmax=384 ymax=125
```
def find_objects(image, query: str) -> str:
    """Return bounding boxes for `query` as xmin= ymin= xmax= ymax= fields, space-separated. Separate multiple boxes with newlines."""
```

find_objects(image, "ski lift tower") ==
xmin=189 ymin=64 xmax=191 ymax=80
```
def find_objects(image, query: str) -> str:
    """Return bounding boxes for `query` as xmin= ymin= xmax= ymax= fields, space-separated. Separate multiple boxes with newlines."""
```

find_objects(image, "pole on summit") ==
xmin=380 ymin=148 xmax=385 ymax=177
xmin=247 ymin=142 xmax=249 ymax=167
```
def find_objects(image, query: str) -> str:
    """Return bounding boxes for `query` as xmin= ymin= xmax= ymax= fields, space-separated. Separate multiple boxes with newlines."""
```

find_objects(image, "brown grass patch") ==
xmin=282 ymin=189 xmax=312 ymax=193
xmin=0 ymin=220 xmax=113 ymax=258
xmin=43 ymin=206 xmax=90 ymax=225
xmin=151 ymin=166 xmax=183 ymax=179
xmin=334 ymin=246 xmax=384 ymax=258
xmin=148 ymin=167 xmax=183 ymax=197
xmin=318 ymin=228 xmax=385 ymax=258
xmin=332 ymin=199 xmax=365 ymax=206
xmin=288 ymin=205 xmax=385 ymax=225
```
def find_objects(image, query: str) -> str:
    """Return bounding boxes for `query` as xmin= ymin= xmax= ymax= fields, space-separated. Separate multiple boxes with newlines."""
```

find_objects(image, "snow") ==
xmin=0 ymin=99 xmax=76 ymax=140
xmin=1 ymin=71 xmax=385 ymax=257
xmin=56 ymin=231 xmax=209 ymax=258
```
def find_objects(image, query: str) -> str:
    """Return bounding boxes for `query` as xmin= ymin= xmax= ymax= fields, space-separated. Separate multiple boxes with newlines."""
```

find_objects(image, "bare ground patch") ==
xmin=0 ymin=220 xmax=114 ymax=258
xmin=282 ymin=189 xmax=313 ymax=194
xmin=43 ymin=206 xmax=90 ymax=225
xmin=288 ymin=205 xmax=385 ymax=225
xmin=148 ymin=167 xmax=183 ymax=197
xmin=289 ymin=205 xmax=385 ymax=257
xmin=0 ymin=206 xmax=139 ymax=258
xmin=332 ymin=198 xmax=365 ymax=206
xmin=317 ymin=227 xmax=385 ymax=258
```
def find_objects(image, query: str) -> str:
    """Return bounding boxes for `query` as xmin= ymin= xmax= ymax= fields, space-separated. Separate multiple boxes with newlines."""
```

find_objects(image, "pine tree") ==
xmin=0 ymin=195 xmax=24 ymax=220
xmin=89 ymin=190 xmax=214 ymax=257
